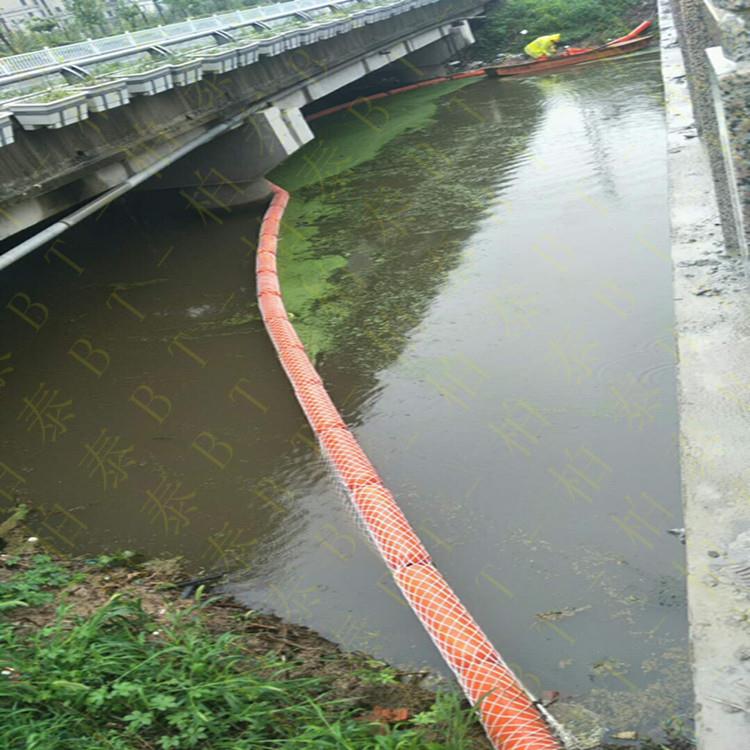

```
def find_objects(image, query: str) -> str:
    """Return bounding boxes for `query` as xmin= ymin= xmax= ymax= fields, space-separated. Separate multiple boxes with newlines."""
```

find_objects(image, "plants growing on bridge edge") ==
xmin=0 ymin=49 xmax=188 ymax=119
xmin=80 ymin=55 xmax=174 ymax=82
xmin=0 ymin=0 xmax=392 ymax=57
xmin=0 ymin=9 xmax=334 ymax=117
xmin=108 ymin=56 xmax=174 ymax=75
xmin=17 ymin=87 xmax=81 ymax=102
xmin=265 ymin=18 xmax=309 ymax=33
xmin=1 ymin=86 xmax=88 ymax=130
xmin=71 ymin=77 xmax=130 ymax=112
xmin=0 ymin=80 xmax=79 ymax=106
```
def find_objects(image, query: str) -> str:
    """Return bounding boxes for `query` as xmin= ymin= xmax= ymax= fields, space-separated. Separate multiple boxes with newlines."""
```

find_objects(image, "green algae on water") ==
xmin=276 ymin=197 xmax=348 ymax=358
xmin=268 ymin=80 xmax=480 ymax=358
xmin=271 ymin=79 xmax=478 ymax=192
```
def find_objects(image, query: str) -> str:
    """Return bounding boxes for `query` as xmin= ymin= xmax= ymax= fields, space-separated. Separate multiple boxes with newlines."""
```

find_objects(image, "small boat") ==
xmin=485 ymin=21 xmax=654 ymax=78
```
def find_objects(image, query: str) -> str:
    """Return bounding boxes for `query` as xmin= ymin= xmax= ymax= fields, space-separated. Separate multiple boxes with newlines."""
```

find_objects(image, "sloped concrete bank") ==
xmin=665 ymin=0 xmax=740 ymax=255
xmin=659 ymin=0 xmax=750 ymax=746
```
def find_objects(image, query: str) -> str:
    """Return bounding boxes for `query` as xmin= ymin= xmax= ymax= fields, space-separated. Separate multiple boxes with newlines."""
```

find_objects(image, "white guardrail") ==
xmin=0 ymin=0 xmax=446 ymax=140
xmin=0 ymin=0 xmax=436 ymax=79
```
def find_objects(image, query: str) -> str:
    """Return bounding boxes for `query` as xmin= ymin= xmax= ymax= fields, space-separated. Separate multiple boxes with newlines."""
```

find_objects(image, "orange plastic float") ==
xmin=294 ymin=383 xmax=346 ymax=432
xmin=394 ymin=561 xmax=499 ymax=669
xmin=258 ymin=234 xmax=278 ymax=253
xmin=265 ymin=319 xmax=305 ymax=351
xmin=256 ymin=183 xmax=565 ymax=750
xmin=278 ymin=347 xmax=322 ymax=384
xmin=256 ymin=252 xmax=278 ymax=275
xmin=609 ymin=19 xmax=652 ymax=44
xmin=350 ymin=483 xmax=430 ymax=569
xmin=259 ymin=298 xmax=288 ymax=322
xmin=318 ymin=426 xmax=381 ymax=490
xmin=256 ymin=272 xmax=281 ymax=297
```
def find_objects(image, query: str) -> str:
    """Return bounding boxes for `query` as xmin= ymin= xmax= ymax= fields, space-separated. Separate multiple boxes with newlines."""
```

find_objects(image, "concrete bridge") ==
xmin=0 ymin=0 xmax=482 ymax=245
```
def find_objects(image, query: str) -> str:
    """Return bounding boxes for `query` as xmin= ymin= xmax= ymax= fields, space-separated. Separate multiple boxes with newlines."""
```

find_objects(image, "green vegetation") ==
xmin=473 ymin=0 xmax=655 ymax=58
xmin=0 ymin=555 xmax=77 ymax=610
xmin=0 ymin=0 xmax=383 ymax=56
xmin=269 ymin=79 xmax=477 ymax=359
xmin=0 ymin=84 xmax=82 ymax=104
xmin=0 ymin=550 xmax=488 ymax=750
xmin=29 ymin=88 xmax=81 ymax=102
xmin=0 ymin=548 xmax=696 ymax=750
xmin=117 ymin=58 xmax=172 ymax=74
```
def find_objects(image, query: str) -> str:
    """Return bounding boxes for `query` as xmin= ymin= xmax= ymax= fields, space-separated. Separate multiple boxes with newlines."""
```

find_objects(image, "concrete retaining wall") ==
xmin=661 ymin=1 xmax=750 ymax=746
xmin=671 ymin=0 xmax=750 ymax=257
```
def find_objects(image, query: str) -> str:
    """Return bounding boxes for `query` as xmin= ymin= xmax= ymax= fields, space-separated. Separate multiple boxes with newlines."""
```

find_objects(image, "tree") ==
xmin=0 ymin=18 xmax=18 ymax=52
xmin=164 ymin=0 xmax=217 ymax=21
xmin=113 ymin=0 xmax=148 ymax=30
xmin=27 ymin=18 xmax=59 ymax=33
xmin=65 ymin=0 xmax=108 ymax=35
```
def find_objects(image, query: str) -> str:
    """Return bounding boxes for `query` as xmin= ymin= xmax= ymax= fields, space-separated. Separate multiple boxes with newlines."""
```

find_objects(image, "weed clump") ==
xmin=0 ymin=552 xmax=486 ymax=750
xmin=474 ymin=0 xmax=657 ymax=58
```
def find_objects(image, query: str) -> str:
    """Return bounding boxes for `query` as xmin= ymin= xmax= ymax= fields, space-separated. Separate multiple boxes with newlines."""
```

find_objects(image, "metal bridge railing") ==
xmin=0 ymin=0 xmax=416 ymax=80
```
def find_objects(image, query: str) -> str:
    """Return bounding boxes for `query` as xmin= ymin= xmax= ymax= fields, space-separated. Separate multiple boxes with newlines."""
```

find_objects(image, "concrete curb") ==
xmin=659 ymin=0 xmax=750 ymax=745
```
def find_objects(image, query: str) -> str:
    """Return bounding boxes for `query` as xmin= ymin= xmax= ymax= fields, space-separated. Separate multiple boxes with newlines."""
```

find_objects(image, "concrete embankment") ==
xmin=659 ymin=0 xmax=750 ymax=746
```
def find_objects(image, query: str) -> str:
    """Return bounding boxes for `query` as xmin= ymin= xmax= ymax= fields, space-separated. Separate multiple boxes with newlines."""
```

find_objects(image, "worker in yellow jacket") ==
xmin=524 ymin=33 xmax=562 ymax=59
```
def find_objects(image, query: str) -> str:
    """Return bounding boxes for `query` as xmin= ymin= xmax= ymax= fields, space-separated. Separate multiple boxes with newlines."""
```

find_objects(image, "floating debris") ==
xmin=536 ymin=605 xmax=592 ymax=621
xmin=547 ymin=702 xmax=604 ymax=750
xmin=667 ymin=528 xmax=686 ymax=544
xmin=612 ymin=730 xmax=638 ymax=740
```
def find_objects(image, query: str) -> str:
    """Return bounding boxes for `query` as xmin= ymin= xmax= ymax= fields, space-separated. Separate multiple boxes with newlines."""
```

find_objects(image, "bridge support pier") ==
xmin=394 ymin=20 xmax=476 ymax=81
xmin=149 ymin=107 xmax=313 ymax=208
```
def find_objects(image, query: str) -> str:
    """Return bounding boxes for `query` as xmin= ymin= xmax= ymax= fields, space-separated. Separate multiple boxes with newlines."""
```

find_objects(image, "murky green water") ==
xmin=0 ymin=51 xmax=689 ymax=735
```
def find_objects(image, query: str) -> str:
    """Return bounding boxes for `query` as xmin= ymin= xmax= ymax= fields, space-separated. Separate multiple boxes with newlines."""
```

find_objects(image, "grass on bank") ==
xmin=473 ymin=0 xmax=656 ymax=58
xmin=0 ymin=538 xmax=693 ymax=750
xmin=0 ymin=549 xmax=485 ymax=750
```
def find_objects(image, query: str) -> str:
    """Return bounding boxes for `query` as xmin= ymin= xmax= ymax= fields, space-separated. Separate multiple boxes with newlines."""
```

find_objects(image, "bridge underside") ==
xmin=0 ymin=2 xmax=481 ymax=243
xmin=156 ymin=20 xmax=476 ymax=210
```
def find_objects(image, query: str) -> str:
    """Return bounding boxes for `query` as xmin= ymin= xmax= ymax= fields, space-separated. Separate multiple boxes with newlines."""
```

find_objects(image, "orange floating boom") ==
xmin=305 ymin=20 xmax=653 ymax=123
xmin=608 ymin=19 xmax=653 ymax=45
xmin=255 ymin=183 xmax=566 ymax=750
xmin=305 ymin=70 xmax=485 ymax=122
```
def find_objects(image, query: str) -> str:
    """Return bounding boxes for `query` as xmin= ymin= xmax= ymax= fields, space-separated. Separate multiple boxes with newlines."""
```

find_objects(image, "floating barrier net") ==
xmin=256 ymin=183 xmax=566 ymax=750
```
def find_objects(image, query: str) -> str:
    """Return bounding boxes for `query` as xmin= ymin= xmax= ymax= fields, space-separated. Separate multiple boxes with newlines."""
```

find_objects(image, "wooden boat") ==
xmin=486 ymin=21 xmax=654 ymax=78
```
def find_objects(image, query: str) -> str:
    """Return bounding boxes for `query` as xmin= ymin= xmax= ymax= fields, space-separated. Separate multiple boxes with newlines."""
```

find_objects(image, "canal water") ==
xmin=0 ymin=51 xmax=689 ymax=734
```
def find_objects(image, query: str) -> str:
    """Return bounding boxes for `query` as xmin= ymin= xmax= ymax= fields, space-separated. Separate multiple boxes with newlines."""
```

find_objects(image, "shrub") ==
xmin=474 ymin=0 xmax=647 ymax=57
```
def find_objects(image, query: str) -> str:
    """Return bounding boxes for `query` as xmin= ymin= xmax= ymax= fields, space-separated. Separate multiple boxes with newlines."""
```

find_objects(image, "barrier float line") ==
xmin=256 ymin=184 xmax=564 ymax=750
xmin=305 ymin=69 xmax=486 ymax=122
xmin=303 ymin=18 xmax=653 ymax=123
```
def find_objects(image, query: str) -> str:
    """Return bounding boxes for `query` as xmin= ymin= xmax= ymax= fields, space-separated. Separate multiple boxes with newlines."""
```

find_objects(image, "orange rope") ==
xmin=256 ymin=183 xmax=564 ymax=750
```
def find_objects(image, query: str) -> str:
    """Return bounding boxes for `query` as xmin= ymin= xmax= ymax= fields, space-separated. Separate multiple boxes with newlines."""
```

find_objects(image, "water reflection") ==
xmin=0 ymin=51 xmax=688 ymax=734
xmin=0 ymin=197 xmax=317 ymax=576
xmin=245 ymin=52 xmax=687 ymax=733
